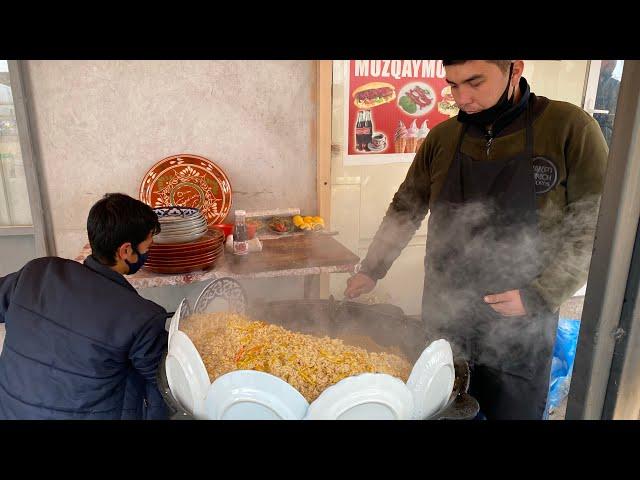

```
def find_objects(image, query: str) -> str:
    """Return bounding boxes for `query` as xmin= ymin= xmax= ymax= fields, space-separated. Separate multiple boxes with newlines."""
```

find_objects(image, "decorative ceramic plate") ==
xmin=148 ymin=244 xmax=219 ymax=258
xmin=145 ymin=248 xmax=223 ymax=266
xmin=140 ymin=154 xmax=232 ymax=226
xmin=154 ymin=206 xmax=203 ymax=220
xmin=148 ymin=242 xmax=223 ymax=259
xmin=148 ymin=246 xmax=224 ymax=263
xmin=143 ymin=257 xmax=221 ymax=274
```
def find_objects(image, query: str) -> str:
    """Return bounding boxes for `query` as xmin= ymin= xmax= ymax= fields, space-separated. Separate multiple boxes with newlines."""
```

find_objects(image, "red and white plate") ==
xmin=143 ymin=256 xmax=222 ymax=274
xmin=140 ymin=154 xmax=232 ymax=226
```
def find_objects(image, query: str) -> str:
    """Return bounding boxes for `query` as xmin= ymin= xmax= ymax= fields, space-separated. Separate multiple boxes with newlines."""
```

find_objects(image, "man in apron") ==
xmin=345 ymin=60 xmax=608 ymax=419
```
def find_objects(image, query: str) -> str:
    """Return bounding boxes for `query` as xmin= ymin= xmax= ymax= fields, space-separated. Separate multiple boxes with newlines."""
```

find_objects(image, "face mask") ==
xmin=458 ymin=62 xmax=515 ymax=126
xmin=124 ymin=246 xmax=148 ymax=275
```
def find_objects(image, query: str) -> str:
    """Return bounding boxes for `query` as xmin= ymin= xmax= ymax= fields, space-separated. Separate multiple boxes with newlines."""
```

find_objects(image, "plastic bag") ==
xmin=547 ymin=317 xmax=581 ymax=412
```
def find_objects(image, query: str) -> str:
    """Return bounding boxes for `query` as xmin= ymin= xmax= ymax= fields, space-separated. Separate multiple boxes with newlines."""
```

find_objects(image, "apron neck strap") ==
xmin=455 ymin=122 xmax=469 ymax=156
xmin=524 ymin=102 xmax=534 ymax=158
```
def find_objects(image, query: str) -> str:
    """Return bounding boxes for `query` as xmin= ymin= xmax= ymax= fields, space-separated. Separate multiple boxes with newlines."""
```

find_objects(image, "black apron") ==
xmin=422 ymin=106 xmax=558 ymax=420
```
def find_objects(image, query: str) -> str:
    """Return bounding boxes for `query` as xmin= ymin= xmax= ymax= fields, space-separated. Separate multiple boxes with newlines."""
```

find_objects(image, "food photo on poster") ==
xmin=344 ymin=60 xmax=460 ymax=165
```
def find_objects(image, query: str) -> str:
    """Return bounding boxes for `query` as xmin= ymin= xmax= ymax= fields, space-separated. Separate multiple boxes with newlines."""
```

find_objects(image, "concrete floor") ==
xmin=548 ymin=397 xmax=569 ymax=420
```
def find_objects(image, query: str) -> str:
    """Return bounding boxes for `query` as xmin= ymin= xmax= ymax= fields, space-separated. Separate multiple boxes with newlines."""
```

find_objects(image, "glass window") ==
xmin=593 ymin=60 xmax=624 ymax=148
xmin=0 ymin=59 xmax=32 ymax=226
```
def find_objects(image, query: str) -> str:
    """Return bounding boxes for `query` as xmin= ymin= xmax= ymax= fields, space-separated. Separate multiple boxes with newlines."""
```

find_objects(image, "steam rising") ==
xmin=361 ymin=189 xmax=602 ymax=372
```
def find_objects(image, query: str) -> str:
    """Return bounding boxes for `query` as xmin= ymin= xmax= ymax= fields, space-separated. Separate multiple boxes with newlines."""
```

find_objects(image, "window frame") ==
xmin=1 ymin=60 xmax=52 ymax=256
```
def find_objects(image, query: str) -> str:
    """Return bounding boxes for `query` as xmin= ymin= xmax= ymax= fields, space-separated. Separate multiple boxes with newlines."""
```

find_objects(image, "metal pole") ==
xmin=602 ymin=219 xmax=640 ymax=419
xmin=566 ymin=60 xmax=640 ymax=419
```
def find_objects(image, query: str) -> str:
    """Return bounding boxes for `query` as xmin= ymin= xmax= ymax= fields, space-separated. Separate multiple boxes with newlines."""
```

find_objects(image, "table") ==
xmin=74 ymin=234 xmax=360 ymax=298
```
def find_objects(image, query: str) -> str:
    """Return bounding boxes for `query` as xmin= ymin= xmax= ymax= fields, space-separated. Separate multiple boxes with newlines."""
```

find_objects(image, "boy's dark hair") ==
xmin=442 ymin=60 xmax=512 ymax=73
xmin=87 ymin=193 xmax=161 ymax=265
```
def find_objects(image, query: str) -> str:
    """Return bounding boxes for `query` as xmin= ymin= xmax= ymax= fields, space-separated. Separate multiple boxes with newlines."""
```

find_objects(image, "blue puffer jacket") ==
xmin=0 ymin=256 xmax=169 ymax=419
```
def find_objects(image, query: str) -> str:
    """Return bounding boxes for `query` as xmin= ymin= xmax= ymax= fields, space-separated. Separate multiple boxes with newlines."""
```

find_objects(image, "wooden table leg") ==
xmin=304 ymin=274 xmax=321 ymax=299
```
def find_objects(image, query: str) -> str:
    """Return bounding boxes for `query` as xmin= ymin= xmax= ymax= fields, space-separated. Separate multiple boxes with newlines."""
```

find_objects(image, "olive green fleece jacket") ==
xmin=360 ymin=91 xmax=609 ymax=314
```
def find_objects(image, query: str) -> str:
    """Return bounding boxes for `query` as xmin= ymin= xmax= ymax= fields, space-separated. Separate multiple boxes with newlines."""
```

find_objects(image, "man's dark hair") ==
xmin=442 ymin=60 xmax=512 ymax=73
xmin=87 ymin=193 xmax=161 ymax=265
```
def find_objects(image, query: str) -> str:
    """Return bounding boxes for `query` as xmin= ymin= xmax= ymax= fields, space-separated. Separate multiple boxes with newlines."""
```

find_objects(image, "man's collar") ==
xmin=83 ymin=254 xmax=137 ymax=293
xmin=461 ymin=77 xmax=537 ymax=139
xmin=490 ymin=76 xmax=531 ymax=135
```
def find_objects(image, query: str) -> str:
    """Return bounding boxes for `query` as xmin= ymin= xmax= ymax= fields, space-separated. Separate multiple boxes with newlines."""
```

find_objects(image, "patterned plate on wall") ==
xmin=139 ymin=154 xmax=232 ymax=226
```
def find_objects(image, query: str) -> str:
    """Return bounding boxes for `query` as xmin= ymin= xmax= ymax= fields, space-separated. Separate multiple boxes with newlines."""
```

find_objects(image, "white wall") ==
xmin=25 ymin=60 xmax=318 ymax=261
xmin=524 ymin=60 xmax=588 ymax=107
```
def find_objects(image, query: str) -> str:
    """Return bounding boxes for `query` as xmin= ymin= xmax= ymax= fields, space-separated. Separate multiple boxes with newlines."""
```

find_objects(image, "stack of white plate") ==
xmin=153 ymin=207 xmax=208 ymax=244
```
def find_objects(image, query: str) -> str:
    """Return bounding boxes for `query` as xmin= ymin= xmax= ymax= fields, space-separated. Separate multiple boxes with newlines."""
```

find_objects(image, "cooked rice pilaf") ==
xmin=180 ymin=312 xmax=412 ymax=402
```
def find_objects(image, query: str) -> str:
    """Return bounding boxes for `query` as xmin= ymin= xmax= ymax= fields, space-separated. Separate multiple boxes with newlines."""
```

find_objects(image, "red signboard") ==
xmin=345 ymin=60 xmax=458 ymax=164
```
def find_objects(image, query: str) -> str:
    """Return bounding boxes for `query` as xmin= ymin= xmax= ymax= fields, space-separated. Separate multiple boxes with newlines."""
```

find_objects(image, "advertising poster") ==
xmin=344 ymin=60 xmax=459 ymax=166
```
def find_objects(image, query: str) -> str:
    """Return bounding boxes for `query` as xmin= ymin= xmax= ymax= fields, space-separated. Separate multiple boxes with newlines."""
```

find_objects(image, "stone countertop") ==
xmin=74 ymin=234 xmax=359 ymax=290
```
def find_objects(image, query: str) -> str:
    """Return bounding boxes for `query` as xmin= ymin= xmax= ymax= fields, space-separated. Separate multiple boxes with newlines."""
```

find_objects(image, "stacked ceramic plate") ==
xmin=153 ymin=207 xmax=208 ymax=244
xmin=146 ymin=222 xmax=225 ymax=274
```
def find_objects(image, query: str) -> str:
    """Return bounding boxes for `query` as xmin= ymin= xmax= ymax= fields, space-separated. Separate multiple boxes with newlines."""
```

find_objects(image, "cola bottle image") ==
xmin=355 ymin=110 xmax=365 ymax=151
xmin=364 ymin=110 xmax=373 ymax=150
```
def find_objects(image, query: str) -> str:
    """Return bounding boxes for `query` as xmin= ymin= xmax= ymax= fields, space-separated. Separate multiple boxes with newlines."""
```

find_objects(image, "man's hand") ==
xmin=484 ymin=289 xmax=527 ymax=317
xmin=344 ymin=273 xmax=377 ymax=299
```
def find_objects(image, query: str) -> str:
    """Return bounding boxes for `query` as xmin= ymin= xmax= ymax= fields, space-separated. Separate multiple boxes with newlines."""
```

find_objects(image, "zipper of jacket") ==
xmin=485 ymin=128 xmax=494 ymax=159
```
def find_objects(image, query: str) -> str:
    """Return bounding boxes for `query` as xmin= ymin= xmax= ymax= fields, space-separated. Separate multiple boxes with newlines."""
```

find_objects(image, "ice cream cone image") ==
xmin=394 ymin=121 xmax=408 ymax=154
xmin=395 ymin=138 xmax=407 ymax=153
xmin=406 ymin=120 xmax=418 ymax=153
xmin=416 ymin=120 xmax=429 ymax=151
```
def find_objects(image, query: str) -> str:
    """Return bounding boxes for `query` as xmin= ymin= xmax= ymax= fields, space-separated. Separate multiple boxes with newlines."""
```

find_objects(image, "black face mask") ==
xmin=124 ymin=246 xmax=148 ymax=275
xmin=457 ymin=62 xmax=515 ymax=127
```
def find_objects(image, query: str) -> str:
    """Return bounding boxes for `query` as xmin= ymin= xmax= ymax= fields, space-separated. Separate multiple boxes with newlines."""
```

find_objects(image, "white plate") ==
xmin=204 ymin=370 xmax=309 ymax=420
xmin=304 ymin=373 xmax=414 ymax=420
xmin=396 ymin=81 xmax=437 ymax=117
xmin=166 ymin=301 xmax=181 ymax=339
xmin=166 ymin=330 xmax=210 ymax=418
xmin=159 ymin=213 xmax=205 ymax=223
xmin=159 ymin=223 xmax=208 ymax=235
xmin=154 ymin=230 xmax=208 ymax=244
xmin=159 ymin=217 xmax=207 ymax=230
xmin=155 ymin=227 xmax=208 ymax=239
xmin=168 ymin=298 xmax=189 ymax=343
xmin=157 ymin=221 xmax=208 ymax=233
xmin=406 ymin=339 xmax=455 ymax=420
xmin=367 ymin=142 xmax=387 ymax=152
